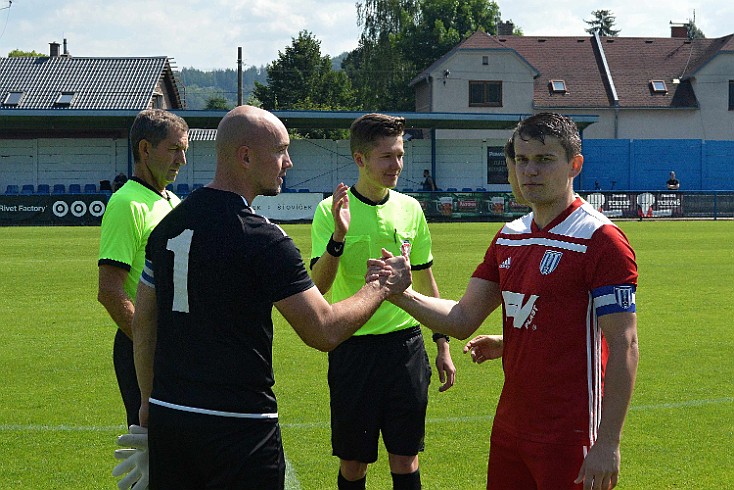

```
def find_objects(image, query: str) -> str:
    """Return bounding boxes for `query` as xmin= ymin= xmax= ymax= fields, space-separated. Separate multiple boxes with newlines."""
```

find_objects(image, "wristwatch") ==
xmin=432 ymin=333 xmax=450 ymax=343
xmin=326 ymin=234 xmax=345 ymax=257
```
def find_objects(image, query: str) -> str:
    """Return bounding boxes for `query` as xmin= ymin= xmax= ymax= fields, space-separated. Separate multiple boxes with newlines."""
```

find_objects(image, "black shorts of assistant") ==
xmin=148 ymin=404 xmax=285 ymax=490
xmin=328 ymin=325 xmax=431 ymax=463
xmin=113 ymin=328 xmax=140 ymax=427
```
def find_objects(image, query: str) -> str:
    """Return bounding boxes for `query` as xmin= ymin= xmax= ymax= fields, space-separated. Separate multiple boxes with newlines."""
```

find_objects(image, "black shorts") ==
xmin=148 ymin=404 xmax=285 ymax=490
xmin=113 ymin=329 xmax=140 ymax=427
xmin=328 ymin=326 xmax=431 ymax=463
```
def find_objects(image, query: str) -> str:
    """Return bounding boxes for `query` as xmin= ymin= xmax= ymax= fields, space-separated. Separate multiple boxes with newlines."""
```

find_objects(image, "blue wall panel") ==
xmin=580 ymin=139 xmax=734 ymax=191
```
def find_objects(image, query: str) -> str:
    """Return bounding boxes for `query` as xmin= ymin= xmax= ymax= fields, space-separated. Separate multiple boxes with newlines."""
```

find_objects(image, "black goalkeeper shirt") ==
xmin=145 ymin=187 xmax=314 ymax=416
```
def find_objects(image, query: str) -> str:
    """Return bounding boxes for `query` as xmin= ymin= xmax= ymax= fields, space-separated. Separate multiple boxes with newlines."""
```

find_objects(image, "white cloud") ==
xmin=0 ymin=0 xmax=730 ymax=69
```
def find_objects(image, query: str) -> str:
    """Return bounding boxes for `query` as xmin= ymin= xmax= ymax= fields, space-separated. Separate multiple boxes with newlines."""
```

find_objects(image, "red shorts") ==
xmin=486 ymin=424 xmax=586 ymax=490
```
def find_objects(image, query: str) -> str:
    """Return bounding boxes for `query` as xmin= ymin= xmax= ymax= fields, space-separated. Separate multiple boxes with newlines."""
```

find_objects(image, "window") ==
xmin=650 ymin=80 xmax=668 ymax=94
xmin=549 ymin=79 xmax=567 ymax=93
xmin=469 ymin=81 xmax=502 ymax=107
xmin=482 ymin=56 xmax=489 ymax=65
xmin=54 ymin=92 xmax=76 ymax=106
xmin=729 ymin=81 xmax=734 ymax=110
xmin=3 ymin=91 xmax=24 ymax=106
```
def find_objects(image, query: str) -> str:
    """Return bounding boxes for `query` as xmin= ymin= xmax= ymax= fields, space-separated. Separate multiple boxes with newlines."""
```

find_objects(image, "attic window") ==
xmin=3 ymin=91 xmax=24 ymax=106
xmin=650 ymin=80 xmax=668 ymax=94
xmin=482 ymin=56 xmax=489 ymax=65
xmin=54 ymin=92 xmax=76 ymax=106
xmin=549 ymin=80 xmax=567 ymax=93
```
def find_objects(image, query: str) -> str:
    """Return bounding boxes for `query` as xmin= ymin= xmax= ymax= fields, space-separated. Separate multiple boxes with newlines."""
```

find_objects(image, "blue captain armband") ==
xmin=140 ymin=258 xmax=155 ymax=288
xmin=592 ymin=284 xmax=636 ymax=316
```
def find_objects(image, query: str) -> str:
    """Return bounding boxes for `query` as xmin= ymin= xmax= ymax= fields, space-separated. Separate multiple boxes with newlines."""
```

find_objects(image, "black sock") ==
xmin=338 ymin=470 xmax=366 ymax=490
xmin=391 ymin=468 xmax=421 ymax=490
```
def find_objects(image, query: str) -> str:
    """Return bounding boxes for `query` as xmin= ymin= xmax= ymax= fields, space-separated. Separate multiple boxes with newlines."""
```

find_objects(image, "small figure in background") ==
xmin=113 ymin=172 xmax=128 ymax=192
xmin=421 ymin=169 xmax=437 ymax=191
xmin=666 ymin=171 xmax=680 ymax=190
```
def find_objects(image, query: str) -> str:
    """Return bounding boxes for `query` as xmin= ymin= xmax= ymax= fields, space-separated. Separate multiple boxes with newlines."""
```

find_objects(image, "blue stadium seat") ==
xmin=36 ymin=184 xmax=51 ymax=194
xmin=66 ymin=184 xmax=80 ymax=194
xmin=20 ymin=184 xmax=34 ymax=194
xmin=5 ymin=184 xmax=19 ymax=194
xmin=476 ymin=187 xmax=487 ymax=192
xmin=298 ymin=188 xmax=310 ymax=193
xmin=192 ymin=183 xmax=203 ymax=190
xmin=176 ymin=183 xmax=190 ymax=195
xmin=461 ymin=187 xmax=473 ymax=192
xmin=446 ymin=187 xmax=458 ymax=192
xmin=84 ymin=183 xmax=97 ymax=193
xmin=402 ymin=188 xmax=414 ymax=192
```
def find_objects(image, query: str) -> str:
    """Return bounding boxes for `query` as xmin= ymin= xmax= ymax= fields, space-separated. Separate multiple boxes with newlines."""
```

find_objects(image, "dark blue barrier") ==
xmin=0 ymin=194 xmax=109 ymax=225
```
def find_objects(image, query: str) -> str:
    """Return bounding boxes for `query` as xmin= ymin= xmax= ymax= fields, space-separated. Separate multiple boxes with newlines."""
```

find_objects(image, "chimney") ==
xmin=497 ymin=21 xmax=514 ymax=36
xmin=49 ymin=42 xmax=60 ymax=57
xmin=671 ymin=25 xmax=688 ymax=38
xmin=63 ymin=38 xmax=69 ymax=56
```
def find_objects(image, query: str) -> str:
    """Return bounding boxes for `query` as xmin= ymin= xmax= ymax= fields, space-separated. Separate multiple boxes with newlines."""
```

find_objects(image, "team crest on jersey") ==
xmin=401 ymin=239 xmax=412 ymax=257
xmin=539 ymin=250 xmax=563 ymax=275
xmin=614 ymin=286 xmax=634 ymax=309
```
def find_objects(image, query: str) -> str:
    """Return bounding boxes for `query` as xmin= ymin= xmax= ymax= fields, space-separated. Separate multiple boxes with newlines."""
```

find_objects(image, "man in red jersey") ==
xmin=380 ymin=113 xmax=638 ymax=490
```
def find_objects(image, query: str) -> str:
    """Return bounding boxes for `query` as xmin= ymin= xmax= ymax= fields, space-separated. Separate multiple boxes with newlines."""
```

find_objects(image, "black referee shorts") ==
xmin=328 ymin=326 xmax=431 ymax=463
xmin=148 ymin=404 xmax=285 ymax=490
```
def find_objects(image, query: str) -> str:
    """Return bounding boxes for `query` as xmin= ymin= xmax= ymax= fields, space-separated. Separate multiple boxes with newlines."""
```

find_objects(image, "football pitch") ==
xmin=0 ymin=221 xmax=732 ymax=489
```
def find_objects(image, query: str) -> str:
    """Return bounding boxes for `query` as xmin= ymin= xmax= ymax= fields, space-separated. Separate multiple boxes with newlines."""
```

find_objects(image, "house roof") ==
xmin=0 ymin=56 xmax=183 ymax=110
xmin=412 ymin=31 xmax=734 ymax=110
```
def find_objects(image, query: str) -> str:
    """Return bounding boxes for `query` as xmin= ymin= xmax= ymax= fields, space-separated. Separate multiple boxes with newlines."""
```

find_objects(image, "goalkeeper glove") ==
xmin=113 ymin=425 xmax=149 ymax=490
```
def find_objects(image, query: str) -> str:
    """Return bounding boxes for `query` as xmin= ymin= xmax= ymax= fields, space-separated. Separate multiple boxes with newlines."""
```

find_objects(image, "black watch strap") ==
xmin=326 ymin=234 xmax=345 ymax=257
xmin=432 ymin=333 xmax=450 ymax=343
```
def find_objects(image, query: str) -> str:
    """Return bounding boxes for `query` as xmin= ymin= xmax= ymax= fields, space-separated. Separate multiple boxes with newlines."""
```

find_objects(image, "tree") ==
xmin=685 ymin=19 xmax=705 ymax=39
xmin=8 ymin=49 xmax=44 ymax=57
xmin=584 ymin=9 xmax=620 ymax=36
xmin=253 ymin=30 xmax=354 ymax=138
xmin=204 ymin=95 xmax=231 ymax=110
xmin=348 ymin=0 xmax=501 ymax=111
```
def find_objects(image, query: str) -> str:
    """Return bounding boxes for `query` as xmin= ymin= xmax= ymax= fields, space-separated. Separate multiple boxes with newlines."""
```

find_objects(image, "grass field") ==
xmin=0 ymin=221 xmax=732 ymax=489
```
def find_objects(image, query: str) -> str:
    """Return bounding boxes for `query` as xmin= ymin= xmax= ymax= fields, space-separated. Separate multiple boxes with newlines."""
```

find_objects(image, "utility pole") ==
xmin=237 ymin=47 xmax=243 ymax=106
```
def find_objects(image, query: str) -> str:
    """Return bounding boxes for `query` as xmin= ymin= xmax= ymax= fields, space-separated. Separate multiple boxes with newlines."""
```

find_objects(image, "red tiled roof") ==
xmin=414 ymin=31 xmax=734 ymax=109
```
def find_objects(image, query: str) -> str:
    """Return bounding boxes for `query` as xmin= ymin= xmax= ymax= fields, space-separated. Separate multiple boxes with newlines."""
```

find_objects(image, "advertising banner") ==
xmin=409 ymin=191 xmax=529 ymax=221
xmin=584 ymin=192 xmax=683 ymax=218
xmin=251 ymin=192 xmax=323 ymax=222
xmin=0 ymin=194 xmax=108 ymax=225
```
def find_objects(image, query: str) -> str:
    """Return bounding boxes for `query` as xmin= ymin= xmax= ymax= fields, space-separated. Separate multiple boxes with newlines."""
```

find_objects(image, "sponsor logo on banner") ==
xmin=539 ymin=250 xmax=563 ymax=275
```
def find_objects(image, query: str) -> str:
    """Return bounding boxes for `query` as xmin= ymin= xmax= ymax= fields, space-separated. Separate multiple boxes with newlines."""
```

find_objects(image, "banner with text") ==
xmin=0 ymin=194 xmax=108 ymax=225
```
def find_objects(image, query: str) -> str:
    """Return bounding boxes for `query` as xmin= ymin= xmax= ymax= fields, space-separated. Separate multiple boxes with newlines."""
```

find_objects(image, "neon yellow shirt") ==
xmin=311 ymin=188 xmax=433 ymax=335
xmin=98 ymin=179 xmax=180 ymax=300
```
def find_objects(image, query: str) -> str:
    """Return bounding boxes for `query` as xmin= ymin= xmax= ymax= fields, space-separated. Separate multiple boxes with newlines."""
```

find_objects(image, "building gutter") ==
xmin=593 ymin=30 xmax=621 ymax=138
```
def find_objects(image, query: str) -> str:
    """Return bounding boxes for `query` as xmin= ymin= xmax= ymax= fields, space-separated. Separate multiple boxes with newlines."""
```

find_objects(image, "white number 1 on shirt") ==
xmin=166 ymin=229 xmax=194 ymax=313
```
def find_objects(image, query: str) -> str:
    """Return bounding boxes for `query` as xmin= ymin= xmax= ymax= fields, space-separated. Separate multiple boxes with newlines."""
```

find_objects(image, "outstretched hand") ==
xmin=463 ymin=335 xmax=503 ymax=364
xmin=113 ymin=425 xmax=149 ymax=490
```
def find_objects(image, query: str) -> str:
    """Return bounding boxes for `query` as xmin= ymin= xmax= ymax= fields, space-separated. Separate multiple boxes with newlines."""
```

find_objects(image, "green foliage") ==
xmin=685 ymin=19 xmax=705 ymax=39
xmin=2 ymin=222 xmax=731 ymax=488
xmin=7 ymin=48 xmax=44 ymax=57
xmin=584 ymin=9 xmax=621 ymax=36
xmin=178 ymin=66 xmax=268 ymax=110
xmin=254 ymin=30 xmax=354 ymax=139
xmin=348 ymin=0 xmax=502 ymax=111
xmin=204 ymin=95 xmax=231 ymax=110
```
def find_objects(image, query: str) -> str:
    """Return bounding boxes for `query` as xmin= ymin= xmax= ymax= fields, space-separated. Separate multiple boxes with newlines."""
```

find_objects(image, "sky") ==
xmin=0 ymin=0 xmax=732 ymax=71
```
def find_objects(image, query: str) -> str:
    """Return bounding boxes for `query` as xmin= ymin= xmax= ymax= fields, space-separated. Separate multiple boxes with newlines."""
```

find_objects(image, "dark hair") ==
xmin=503 ymin=137 xmax=515 ymax=160
xmin=350 ymin=113 xmax=405 ymax=156
xmin=512 ymin=112 xmax=581 ymax=160
xmin=130 ymin=109 xmax=189 ymax=162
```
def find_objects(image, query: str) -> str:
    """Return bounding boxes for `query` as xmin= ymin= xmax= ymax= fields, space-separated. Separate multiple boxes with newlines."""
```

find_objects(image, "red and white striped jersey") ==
xmin=473 ymin=197 xmax=637 ymax=445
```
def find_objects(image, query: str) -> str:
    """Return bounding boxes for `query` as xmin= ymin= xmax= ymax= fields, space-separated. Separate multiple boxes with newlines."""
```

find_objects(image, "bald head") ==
xmin=216 ymin=105 xmax=286 ymax=162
